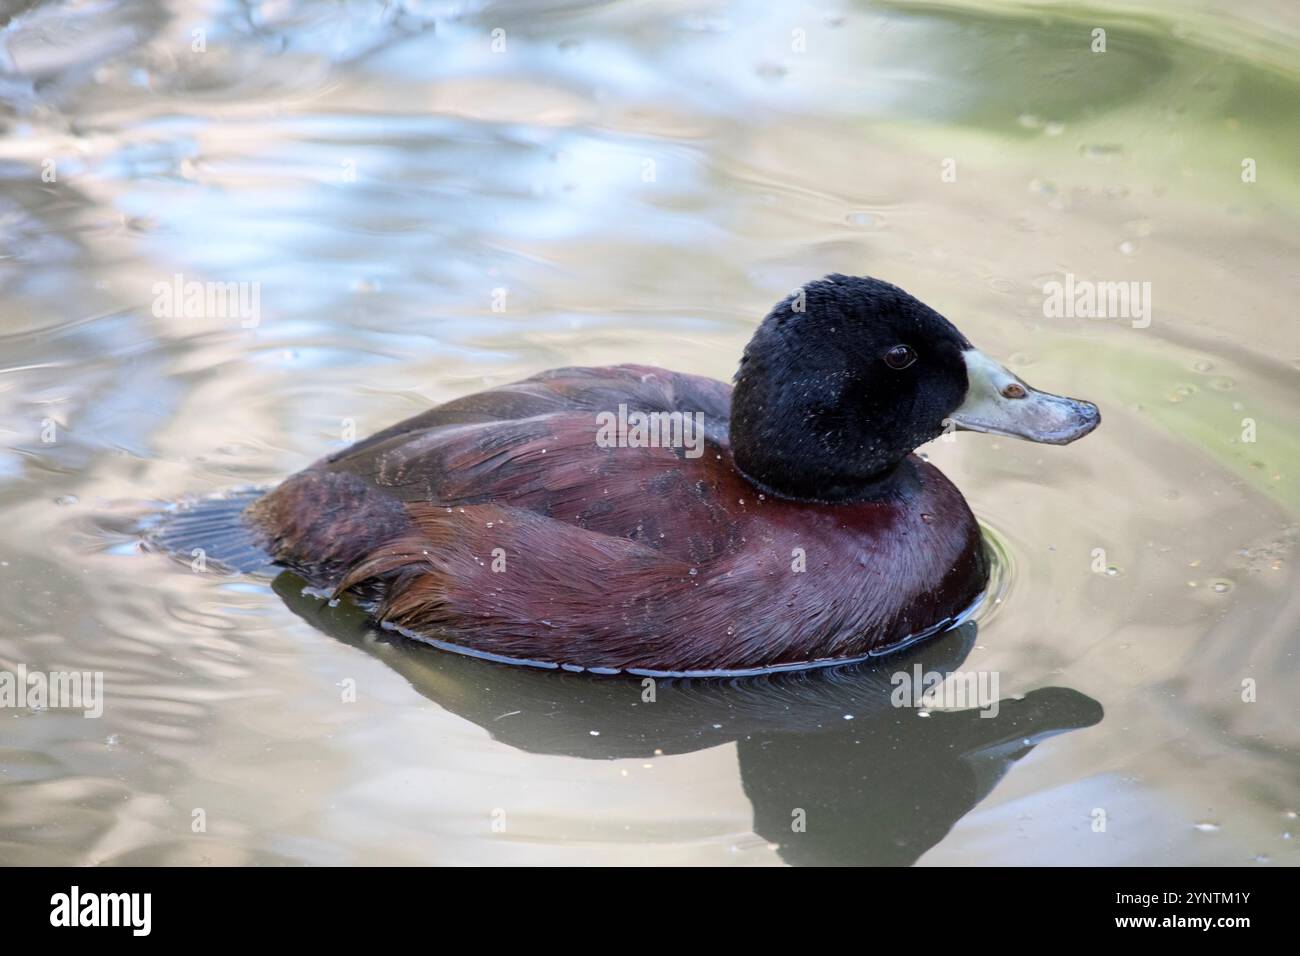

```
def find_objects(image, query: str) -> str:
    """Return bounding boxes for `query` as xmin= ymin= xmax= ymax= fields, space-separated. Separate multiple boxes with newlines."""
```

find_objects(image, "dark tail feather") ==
xmin=146 ymin=488 xmax=275 ymax=573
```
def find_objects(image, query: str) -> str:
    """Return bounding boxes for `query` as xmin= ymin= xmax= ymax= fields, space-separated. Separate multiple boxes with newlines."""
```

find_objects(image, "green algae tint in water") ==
xmin=0 ymin=0 xmax=1297 ymax=865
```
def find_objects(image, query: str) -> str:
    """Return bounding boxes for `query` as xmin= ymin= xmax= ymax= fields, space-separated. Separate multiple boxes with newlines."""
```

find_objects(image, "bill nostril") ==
xmin=1001 ymin=383 xmax=1027 ymax=400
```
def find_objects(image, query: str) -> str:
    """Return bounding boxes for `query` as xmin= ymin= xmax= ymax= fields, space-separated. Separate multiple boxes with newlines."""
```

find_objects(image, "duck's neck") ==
xmin=730 ymin=449 xmax=917 ymax=505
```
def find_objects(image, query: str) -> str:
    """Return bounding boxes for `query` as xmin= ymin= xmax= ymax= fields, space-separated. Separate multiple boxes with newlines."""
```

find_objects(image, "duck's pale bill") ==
xmin=948 ymin=349 xmax=1100 ymax=445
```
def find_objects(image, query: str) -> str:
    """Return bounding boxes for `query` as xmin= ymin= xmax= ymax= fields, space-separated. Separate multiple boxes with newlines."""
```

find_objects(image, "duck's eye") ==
xmin=884 ymin=345 xmax=917 ymax=370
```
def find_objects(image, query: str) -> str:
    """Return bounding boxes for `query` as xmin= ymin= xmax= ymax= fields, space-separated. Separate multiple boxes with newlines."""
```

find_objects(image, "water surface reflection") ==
xmin=276 ymin=574 xmax=1103 ymax=866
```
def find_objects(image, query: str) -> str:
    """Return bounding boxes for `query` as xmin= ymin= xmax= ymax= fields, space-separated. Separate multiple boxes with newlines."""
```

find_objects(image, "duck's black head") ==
xmin=730 ymin=274 xmax=1099 ymax=503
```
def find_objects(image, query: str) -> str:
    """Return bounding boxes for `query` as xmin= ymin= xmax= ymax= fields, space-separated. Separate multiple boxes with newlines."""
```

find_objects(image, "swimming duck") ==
xmin=155 ymin=275 xmax=1099 ymax=675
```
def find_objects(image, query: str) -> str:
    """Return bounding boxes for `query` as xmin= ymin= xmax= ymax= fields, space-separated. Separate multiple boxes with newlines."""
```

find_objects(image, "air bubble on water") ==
xmin=54 ymin=495 xmax=78 ymax=506
xmin=1193 ymin=821 xmax=1220 ymax=832
xmin=1080 ymin=143 xmax=1123 ymax=160
xmin=1118 ymin=240 xmax=1135 ymax=255
xmin=1105 ymin=566 xmax=1119 ymax=576
xmin=1210 ymin=579 xmax=1232 ymax=593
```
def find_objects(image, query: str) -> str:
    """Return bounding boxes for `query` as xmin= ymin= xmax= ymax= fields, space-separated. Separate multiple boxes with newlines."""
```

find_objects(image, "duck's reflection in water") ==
xmin=273 ymin=573 xmax=1102 ymax=866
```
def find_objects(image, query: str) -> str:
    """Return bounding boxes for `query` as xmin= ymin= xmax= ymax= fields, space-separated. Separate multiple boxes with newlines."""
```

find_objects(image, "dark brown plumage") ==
xmin=242 ymin=364 xmax=987 ymax=673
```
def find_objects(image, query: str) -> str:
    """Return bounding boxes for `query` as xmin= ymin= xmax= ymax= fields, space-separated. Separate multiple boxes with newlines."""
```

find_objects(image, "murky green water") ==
xmin=1 ymin=0 xmax=1297 ymax=865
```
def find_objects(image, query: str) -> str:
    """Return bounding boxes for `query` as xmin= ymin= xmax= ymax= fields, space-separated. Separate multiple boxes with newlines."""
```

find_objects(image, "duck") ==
xmin=153 ymin=274 xmax=1099 ymax=676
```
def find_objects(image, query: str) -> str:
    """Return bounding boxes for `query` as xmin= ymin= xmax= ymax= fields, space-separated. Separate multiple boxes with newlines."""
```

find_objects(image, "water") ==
xmin=1 ymin=0 xmax=1297 ymax=865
